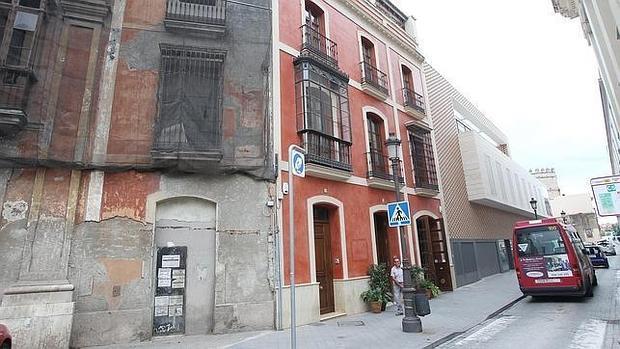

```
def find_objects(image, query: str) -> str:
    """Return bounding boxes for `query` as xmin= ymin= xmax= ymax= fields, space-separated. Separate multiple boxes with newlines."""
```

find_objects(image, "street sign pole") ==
xmin=288 ymin=145 xmax=305 ymax=349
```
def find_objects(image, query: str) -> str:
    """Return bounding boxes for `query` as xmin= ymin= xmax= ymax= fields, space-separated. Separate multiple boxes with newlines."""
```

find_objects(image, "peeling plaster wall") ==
xmin=65 ymin=173 xmax=275 ymax=347
xmin=159 ymin=173 xmax=275 ymax=334
xmin=68 ymin=218 xmax=154 ymax=348
xmin=0 ymin=169 xmax=27 ymax=296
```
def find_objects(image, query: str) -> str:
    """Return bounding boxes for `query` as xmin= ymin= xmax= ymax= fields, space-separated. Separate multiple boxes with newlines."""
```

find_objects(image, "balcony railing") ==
xmin=361 ymin=62 xmax=388 ymax=96
xmin=414 ymin=179 xmax=439 ymax=191
xmin=366 ymin=150 xmax=405 ymax=183
xmin=165 ymin=0 xmax=226 ymax=27
xmin=367 ymin=150 xmax=390 ymax=180
xmin=403 ymin=87 xmax=425 ymax=115
xmin=300 ymin=24 xmax=338 ymax=66
xmin=302 ymin=130 xmax=351 ymax=172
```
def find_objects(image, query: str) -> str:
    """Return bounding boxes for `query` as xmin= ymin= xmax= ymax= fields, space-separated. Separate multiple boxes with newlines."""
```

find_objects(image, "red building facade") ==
xmin=275 ymin=0 xmax=448 ymax=325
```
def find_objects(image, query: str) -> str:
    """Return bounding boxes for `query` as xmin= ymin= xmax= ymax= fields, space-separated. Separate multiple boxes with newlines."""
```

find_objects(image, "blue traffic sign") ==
xmin=290 ymin=148 xmax=305 ymax=178
xmin=387 ymin=201 xmax=411 ymax=227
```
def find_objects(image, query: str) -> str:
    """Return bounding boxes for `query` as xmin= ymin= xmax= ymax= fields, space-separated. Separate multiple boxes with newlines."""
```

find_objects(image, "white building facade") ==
xmin=425 ymin=65 xmax=551 ymax=287
xmin=552 ymin=0 xmax=620 ymax=173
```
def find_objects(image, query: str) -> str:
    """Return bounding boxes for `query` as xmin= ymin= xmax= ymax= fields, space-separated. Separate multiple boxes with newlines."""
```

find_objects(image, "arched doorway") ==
xmin=416 ymin=216 xmax=452 ymax=291
xmin=373 ymin=211 xmax=390 ymax=267
xmin=313 ymin=205 xmax=335 ymax=315
xmin=153 ymin=197 xmax=217 ymax=336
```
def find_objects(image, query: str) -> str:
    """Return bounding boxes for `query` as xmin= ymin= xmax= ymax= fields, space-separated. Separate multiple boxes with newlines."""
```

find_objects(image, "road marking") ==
xmin=222 ymin=331 xmax=272 ymax=348
xmin=568 ymin=319 xmax=607 ymax=349
xmin=453 ymin=316 xmax=517 ymax=346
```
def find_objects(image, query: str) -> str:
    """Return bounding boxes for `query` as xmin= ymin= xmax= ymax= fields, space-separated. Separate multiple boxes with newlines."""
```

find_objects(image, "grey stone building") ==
xmin=0 ymin=0 xmax=276 ymax=347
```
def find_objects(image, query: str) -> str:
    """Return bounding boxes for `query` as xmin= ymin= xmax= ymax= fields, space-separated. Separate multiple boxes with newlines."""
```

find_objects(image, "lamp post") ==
xmin=529 ymin=197 xmax=538 ymax=219
xmin=560 ymin=210 xmax=567 ymax=224
xmin=386 ymin=133 xmax=422 ymax=333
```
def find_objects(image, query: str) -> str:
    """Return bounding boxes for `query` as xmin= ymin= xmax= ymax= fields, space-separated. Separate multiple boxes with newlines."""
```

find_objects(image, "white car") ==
xmin=596 ymin=240 xmax=617 ymax=256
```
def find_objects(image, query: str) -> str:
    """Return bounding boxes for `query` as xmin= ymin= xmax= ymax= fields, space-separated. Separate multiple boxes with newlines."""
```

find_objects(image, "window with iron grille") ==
xmin=409 ymin=126 xmax=438 ymax=191
xmin=154 ymin=45 xmax=225 ymax=154
xmin=294 ymin=61 xmax=351 ymax=171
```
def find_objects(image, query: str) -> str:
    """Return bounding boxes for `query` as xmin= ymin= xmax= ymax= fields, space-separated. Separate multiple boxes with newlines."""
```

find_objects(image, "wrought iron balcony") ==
xmin=414 ymin=180 xmax=439 ymax=191
xmin=165 ymin=0 xmax=226 ymax=34
xmin=0 ymin=66 xmax=34 ymax=136
xmin=403 ymin=87 xmax=425 ymax=116
xmin=366 ymin=150 xmax=405 ymax=185
xmin=302 ymin=130 xmax=351 ymax=172
xmin=360 ymin=61 xmax=389 ymax=99
xmin=300 ymin=24 xmax=338 ymax=67
xmin=366 ymin=150 xmax=391 ymax=180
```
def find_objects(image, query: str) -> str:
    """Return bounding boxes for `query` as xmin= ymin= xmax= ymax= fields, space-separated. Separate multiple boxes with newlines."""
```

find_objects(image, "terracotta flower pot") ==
xmin=370 ymin=301 xmax=382 ymax=313
xmin=425 ymin=288 xmax=433 ymax=299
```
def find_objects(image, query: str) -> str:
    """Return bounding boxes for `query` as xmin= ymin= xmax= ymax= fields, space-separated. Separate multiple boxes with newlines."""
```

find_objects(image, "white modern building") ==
xmin=425 ymin=65 xmax=551 ymax=287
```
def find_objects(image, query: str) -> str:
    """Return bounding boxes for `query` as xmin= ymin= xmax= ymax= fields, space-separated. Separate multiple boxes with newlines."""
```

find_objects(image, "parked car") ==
xmin=596 ymin=240 xmax=616 ymax=256
xmin=0 ymin=324 xmax=11 ymax=349
xmin=584 ymin=245 xmax=610 ymax=268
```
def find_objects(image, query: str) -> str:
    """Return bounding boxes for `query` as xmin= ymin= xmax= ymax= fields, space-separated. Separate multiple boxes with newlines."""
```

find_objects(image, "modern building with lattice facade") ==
xmin=425 ymin=65 xmax=551 ymax=287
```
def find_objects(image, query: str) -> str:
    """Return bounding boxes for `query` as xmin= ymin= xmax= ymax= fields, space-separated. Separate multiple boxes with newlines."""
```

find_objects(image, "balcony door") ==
xmin=367 ymin=113 xmax=388 ymax=178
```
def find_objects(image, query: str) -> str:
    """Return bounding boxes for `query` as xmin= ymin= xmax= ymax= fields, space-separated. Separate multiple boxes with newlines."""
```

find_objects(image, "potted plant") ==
xmin=410 ymin=266 xmax=425 ymax=288
xmin=361 ymin=288 xmax=386 ymax=313
xmin=367 ymin=264 xmax=392 ymax=311
xmin=419 ymin=279 xmax=441 ymax=299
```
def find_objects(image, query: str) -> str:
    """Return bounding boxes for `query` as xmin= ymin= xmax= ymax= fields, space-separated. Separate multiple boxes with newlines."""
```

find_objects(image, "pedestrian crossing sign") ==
xmin=387 ymin=201 xmax=411 ymax=227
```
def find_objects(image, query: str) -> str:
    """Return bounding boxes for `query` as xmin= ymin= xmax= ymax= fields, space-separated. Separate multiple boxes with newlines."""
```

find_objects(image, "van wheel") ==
xmin=585 ymin=279 xmax=594 ymax=297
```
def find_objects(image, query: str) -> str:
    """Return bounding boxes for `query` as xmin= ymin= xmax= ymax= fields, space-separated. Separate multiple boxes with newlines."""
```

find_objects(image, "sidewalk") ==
xmin=92 ymin=271 xmax=523 ymax=349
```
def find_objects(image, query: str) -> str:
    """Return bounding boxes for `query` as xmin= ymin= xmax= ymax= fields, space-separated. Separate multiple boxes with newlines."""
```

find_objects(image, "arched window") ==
xmin=361 ymin=37 xmax=375 ymax=67
xmin=366 ymin=113 xmax=389 ymax=179
xmin=305 ymin=1 xmax=325 ymax=35
xmin=401 ymin=65 xmax=413 ymax=91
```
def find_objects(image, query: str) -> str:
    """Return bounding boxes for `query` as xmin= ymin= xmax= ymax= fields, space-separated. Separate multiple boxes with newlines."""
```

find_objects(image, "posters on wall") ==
xmin=153 ymin=247 xmax=187 ymax=336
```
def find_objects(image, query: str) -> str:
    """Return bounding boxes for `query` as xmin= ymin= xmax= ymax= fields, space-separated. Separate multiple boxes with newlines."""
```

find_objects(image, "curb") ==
xmin=421 ymin=294 xmax=527 ymax=349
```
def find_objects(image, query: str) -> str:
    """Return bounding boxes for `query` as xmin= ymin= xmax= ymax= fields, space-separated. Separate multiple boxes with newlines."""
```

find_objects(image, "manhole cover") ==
xmin=337 ymin=320 xmax=365 ymax=327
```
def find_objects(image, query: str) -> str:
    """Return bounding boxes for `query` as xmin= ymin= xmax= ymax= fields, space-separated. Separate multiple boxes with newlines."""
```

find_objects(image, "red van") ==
xmin=513 ymin=218 xmax=597 ymax=297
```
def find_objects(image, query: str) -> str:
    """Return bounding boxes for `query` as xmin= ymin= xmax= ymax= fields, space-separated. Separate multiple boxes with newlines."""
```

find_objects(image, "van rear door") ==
xmin=515 ymin=225 xmax=579 ymax=289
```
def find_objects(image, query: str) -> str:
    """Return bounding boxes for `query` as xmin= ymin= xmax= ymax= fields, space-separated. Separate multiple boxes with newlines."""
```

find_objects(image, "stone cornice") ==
xmin=337 ymin=0 xmax=425 ymax=63
xmin=60 ymin=0 xmax=110 ymax=23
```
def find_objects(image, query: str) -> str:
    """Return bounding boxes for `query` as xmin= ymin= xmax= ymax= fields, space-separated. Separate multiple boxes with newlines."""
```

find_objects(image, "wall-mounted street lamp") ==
xmin=529 ymin=197 xmax=538 ymax=219
xmin=385 ymin=133 xmax=422 ymax=333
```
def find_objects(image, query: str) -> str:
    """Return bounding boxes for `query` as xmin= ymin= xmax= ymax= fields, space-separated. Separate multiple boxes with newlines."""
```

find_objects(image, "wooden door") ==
xmin=429 ymin=219 xmax=453 ymax=291
xmin=374 ymin=212 xmax=390 ymax=267
xmin=416 ymin=217 xmax=436 ymax=282
xmin=314 ymin=221 xmax=335 ymax=314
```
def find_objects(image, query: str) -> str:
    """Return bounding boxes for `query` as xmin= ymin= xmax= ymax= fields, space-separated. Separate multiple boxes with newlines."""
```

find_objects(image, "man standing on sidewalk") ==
xmin=391 ymin=256 xmax=404 ymax=316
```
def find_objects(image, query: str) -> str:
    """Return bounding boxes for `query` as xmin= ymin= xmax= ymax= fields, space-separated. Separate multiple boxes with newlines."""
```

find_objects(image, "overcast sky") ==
xmin=393 ymin=0 xmax=609 ymax=196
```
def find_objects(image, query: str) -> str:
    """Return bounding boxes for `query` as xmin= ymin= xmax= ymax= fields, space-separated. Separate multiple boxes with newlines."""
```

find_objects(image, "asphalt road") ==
xmin=439 ymin=254 xmax=620 ymax=349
